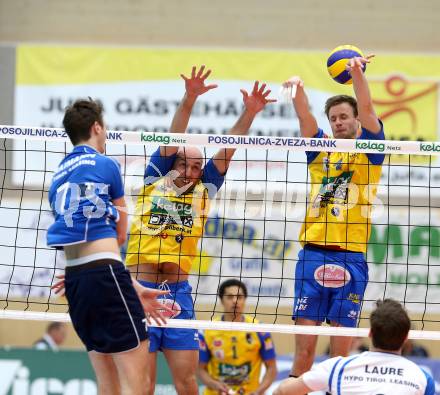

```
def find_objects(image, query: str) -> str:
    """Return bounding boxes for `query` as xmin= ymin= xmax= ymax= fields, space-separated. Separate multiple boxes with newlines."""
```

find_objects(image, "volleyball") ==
xmin=327 ymin=45 xmax=365 ymax=85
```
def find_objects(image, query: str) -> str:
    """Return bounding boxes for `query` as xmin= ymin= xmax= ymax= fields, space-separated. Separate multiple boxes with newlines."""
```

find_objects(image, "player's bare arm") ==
xmin=161 ymin=65 xmax=218 ymax=157
xmin=283 ymin=76 xmax=318 ymax=137
xmin=212 ymin=81 xmax=276 ymax=175
xmin=348 ymin=55 xmax=381 ymax=133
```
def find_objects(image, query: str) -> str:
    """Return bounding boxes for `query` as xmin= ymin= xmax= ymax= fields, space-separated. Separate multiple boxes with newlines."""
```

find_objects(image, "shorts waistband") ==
xmin=304 ymin=244 xmax=364 ymax=256
xmin=66 ymin=252 xmax=122 ymax=267
xmin=139 ymin=280 xmax=189 ymax=292
xmin=65 ymin=259 xmax=123 ymax=274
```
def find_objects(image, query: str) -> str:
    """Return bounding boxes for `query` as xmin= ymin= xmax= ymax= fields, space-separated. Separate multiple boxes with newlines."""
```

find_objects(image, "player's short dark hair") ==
xmin=63 ymin=98 xmax=104 ymax=145
xmin=47 ymin=321 xmax=64 ymax=333
xmin=218 ymin=279 xmax=248 ymax=299
xmin=370 ymin=299 xmax=411 ymax=351
xmin=325 ymin=95 xmax=358 ymax=118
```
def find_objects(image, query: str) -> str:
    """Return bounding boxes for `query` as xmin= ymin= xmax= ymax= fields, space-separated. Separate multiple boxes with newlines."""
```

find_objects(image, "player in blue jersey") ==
xmin=274 ymin=299 xmax=435 ymax=395
xmin=47 ymin=99 xmax=171 ymax=395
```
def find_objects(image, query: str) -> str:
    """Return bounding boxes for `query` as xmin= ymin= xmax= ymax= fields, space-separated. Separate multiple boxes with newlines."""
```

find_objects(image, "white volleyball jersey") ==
xmin=302 ymin=351 xmax=435 ymax=395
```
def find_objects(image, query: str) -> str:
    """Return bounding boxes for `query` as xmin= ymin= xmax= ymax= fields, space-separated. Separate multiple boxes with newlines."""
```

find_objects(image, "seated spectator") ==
xmin=33 ymin=322 xmax=67 ymax=351
xmin=402 ymin=339 xmax=430 ymax=358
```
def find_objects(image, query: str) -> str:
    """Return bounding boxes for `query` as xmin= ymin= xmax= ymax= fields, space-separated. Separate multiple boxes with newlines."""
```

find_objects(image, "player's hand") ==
xmin=282 ymin=76 xmax=304 ymax=89
xmin=138 ymin=287 xmax=173 ymax=326
xmin=241 ymin=81 xmax=276 ymax=114
xmin=346 ymin=55 xmax=375 ymax=73
xmin=51 ymin=274 xmax=65 ymax=297
xmin=210 ymin=380 xmax=231 ymax=394
xmin=181 ymin=65 xmax=218 ymax=98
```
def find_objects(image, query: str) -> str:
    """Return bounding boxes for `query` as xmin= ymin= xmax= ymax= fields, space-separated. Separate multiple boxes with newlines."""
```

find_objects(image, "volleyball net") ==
xmin=1 ymin=125 xmax=440 ymax=339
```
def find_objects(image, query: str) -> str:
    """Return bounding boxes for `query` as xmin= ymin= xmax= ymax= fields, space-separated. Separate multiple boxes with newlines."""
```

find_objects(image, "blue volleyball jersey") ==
xmin=47 ymin=145 xmax=125 ymax=247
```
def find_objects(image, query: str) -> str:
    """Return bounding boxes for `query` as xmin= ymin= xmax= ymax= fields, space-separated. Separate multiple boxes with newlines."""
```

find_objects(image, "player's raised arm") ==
xmin=348 ymin=55 xmax=381 ymax=133
xmin=282 ymin=76 xmax=318 ymax=138
xmin=161 ymin=65 xmax=218 ymax=157
xmin=212 ymin=81 xmax=276 ymax=175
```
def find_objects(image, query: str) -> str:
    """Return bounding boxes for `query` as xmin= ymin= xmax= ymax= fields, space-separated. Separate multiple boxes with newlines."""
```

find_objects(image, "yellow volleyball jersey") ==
xmin=125 ymin=177 xmax=210 ymax=273
xmin=299 ymin=127 xmax=385 ymax=253
xmin=199 ymin=315 xmax=276 ymax=395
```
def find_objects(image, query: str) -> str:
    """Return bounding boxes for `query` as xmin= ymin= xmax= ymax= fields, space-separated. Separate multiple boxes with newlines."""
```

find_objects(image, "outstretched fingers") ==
xmin=196 ymin=65 xmax=206 ymax=78
xmin=201 ymin=68 xmax=212 ymax=80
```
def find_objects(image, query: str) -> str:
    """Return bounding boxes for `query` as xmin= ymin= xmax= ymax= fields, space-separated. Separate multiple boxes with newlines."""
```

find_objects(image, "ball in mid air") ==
xmin=327 ymin=45 xmax=366 ymax=85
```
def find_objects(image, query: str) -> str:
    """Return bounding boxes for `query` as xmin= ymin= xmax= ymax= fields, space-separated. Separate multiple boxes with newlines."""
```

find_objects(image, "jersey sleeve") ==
xmin=306 ymin=129 xmax=326 ymax=164
xmin=144 ymin=148 xmax=177 ymax=183
xmin=422 ymin=368 xmax=435 ymax=395
xmin=302 ymin=357 xmax=342 ymax=392
xmin=106 ymin=158 xmax=125 ymax=200
xmin=201 ymin=159 xmax=225 ymax=199
xmin=358 ymin=119 xmax=385 ymax=165
xmin=257 ymin=332 xmax=276 ymax=360
xmin=198 ymin=332 xmax=211 ymax=363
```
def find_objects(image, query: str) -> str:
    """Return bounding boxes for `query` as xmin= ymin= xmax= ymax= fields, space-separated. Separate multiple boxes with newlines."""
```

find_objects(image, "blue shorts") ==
xmin=65 ymin=260 xmax=148 ymax=353
xmin=139 ymin=280 xmax=199 ymax=352
xmin=293 ymin=245 xmax=368 ymax=327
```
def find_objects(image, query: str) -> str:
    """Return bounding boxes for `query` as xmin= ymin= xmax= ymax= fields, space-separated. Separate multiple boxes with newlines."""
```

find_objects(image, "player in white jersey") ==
xmin=274 ymin=299 xmax=435 ymax=395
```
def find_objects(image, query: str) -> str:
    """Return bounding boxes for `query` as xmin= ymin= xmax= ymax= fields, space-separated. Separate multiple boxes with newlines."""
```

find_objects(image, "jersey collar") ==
xmin=73 ymin=144 xmax=99 ymax=154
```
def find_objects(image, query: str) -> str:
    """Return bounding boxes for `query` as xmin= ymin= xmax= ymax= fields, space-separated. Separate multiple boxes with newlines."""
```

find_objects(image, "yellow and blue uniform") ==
xmin=199 ymin=315 xmax=276 ymax=395
xmin=293 ymin=124 xmax=385 ymax=326
xmin=126 ymin=148 xmax=224 ymax=351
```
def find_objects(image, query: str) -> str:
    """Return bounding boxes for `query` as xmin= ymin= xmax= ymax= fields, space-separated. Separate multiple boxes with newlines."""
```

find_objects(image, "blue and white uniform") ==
xmin=302 ymin=351 xmax=435 ymax=395
xmin=47 ymin=145 xmax=123 ymax=248
xmin=47 ymin=145 xmax=148 ymax=354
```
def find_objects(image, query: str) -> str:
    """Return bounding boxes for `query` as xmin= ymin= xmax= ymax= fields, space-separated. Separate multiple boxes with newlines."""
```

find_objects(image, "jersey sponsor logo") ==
xmin=347 ymin=309 xmax=358 ymax=319
xmin=218 ymin=362 xmax=251 ymax=384
xmin=214 ymin=350 xmax=225 ymax=360
xmin=213 ymin=339 xmax=223 ymax=347
xmin=149 ymin=197 xmax=195 ymax=230
xmin=175 ymin=234 xmax=184 ymax=243
xmin=331 ymin=207 xmax=340 ymax=217
xmin=264 ymin=337 xmax=274 ymax=350
xmin=312 ymin=171 xmax=354 ymax=209
xmin=314 ymin=264 xmax=351 ymax=288
xmin=199 ymin=338 xmax=207 ymax=351
xmin=152 ymin=232 xmax=168 ymax=239
xmin=158 ymin=298 xmax=182 ymax=318
xmin=347 ymin=293 xmax=361 ymax=304
xmin=294 ymin=296 xmax=309 ymax=312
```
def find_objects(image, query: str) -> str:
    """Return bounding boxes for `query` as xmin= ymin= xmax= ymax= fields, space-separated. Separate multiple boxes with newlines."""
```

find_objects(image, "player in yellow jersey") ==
xmin=198 ymin=279 xmax=277 ymax=395
xmin=282 ymin=56 xmax=385 ymax=378
xmin=125 ymin=66 xmax=276 ymax=395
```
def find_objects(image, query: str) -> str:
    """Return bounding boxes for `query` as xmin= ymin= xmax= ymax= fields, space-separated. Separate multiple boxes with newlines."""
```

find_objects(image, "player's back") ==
xmin=326 ymin=351 xmax=433 ymax=394
xmin=47 ymin=145 xmax=122 ymax=247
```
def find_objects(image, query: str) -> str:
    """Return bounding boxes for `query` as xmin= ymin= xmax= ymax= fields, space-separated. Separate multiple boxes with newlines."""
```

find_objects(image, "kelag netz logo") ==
xmin=420 ymin=142 xmax=440 ymax=152
xmin=355 ymin=140 xmax=385 ymax=153
xmin=140 ymin=133 xmax=170 ymax=145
